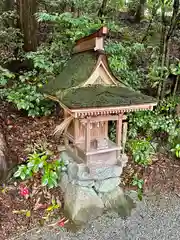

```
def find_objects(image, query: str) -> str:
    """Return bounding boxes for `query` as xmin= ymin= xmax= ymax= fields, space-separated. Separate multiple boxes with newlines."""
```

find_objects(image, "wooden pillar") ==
xmin=104 ymin=121 xmax=108 ymax=138
xmin=122 ymin=121 xmax=128 ymax=153
xmin=73 ymin=118 xmax=79 ymax=156
xmin=85 ymin=119 xmax=91 ymax=152
xmin=74 ymin=119 xmax=79 ymax=144
xmin=64 ymin=110 xmax=69 ymax=148
xmin=116 ymin=114 xmax=123 ymax=146
xmin=116 ymin=114 xmax=123 ymax=158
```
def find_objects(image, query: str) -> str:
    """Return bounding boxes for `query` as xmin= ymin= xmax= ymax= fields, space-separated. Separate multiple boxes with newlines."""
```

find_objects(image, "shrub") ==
xmin=171 ymin=144 xmax=180 ymax=158
xmin=0 ymin=66 xmax=15 ymax=86
xmin=105 ymin=41 xmax=145 ymax=89
xmin=132 ymin=174 xmax=144 ymax=201
xmin=128 ymin=139 xmax=155 ymax=166
xmin=128 ymin=109 xmax=178 ymax=142
xmin=128 ymin=98 xmax=180 ymax=159
xmin=14 ymin=151 xmax=64 ymax=189
xmin=6 ymin=83 xmax=53 ymax=117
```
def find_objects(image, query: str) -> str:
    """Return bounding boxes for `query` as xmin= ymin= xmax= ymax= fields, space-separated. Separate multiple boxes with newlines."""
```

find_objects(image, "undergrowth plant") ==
xmin=127 ymin=97 xmax=180 ymax=161
xmin=128 ymin=139 xmax=155 ymax=166
xmin=171 ymin=144 xmax=180 ymax=158
xmin=132 ymin=174 xmax=144 ymax=201
xmin=6 ymin=83 xmax=53 ymax=117
xmin=14 ymin=151 xmax=64 ymax=189
xmin=105 ymin=41 xmax=145 ymax=89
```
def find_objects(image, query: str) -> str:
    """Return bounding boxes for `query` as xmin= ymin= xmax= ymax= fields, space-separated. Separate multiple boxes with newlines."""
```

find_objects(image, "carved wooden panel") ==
xmin=94 ymin=76 xmax=105 ymax=85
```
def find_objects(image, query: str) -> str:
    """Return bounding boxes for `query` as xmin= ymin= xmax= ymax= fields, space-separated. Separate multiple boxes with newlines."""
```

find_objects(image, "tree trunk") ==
xmin=98 ymin=0 xmax=108 ymax=18
xmin=134 ymin=0 xmax=146 ymax=23
xmin=0 ymin=124 xmax=17 ymax=184
xmin=141 ymin=3 xmax=158 ymax=43
xmin=173 ymin=75 xmax=179 ymax=96
xmin=159 ymin=0 xmax=180 ymax=99
xmin=17 ymin=0 xmax=37 ymax=52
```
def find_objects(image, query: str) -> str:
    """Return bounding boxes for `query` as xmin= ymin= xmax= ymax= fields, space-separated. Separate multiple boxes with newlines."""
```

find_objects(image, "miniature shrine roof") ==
xmin=42 ymin=51 xmax=97 ymax=94
xmin=55 ymin=85 xmax=156 ymax=109
xmin=41 ymin=27 xmax=157 ymax=114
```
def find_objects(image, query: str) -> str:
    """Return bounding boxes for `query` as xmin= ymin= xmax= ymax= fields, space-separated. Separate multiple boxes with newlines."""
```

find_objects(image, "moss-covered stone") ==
xmin=58 ymin=85 xmax=156 ymax=109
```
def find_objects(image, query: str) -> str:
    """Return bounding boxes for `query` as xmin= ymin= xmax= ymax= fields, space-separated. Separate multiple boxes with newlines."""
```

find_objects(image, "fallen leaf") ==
xmin=26 ymin=211 xmax=31 ymax=217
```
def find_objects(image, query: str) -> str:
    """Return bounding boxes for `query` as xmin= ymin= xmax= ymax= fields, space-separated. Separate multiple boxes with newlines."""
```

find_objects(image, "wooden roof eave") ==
xmin=83 ymin=55 xmax=118 ymax=87
xmin=45 ymin=93 xmax=157 ymax=118
xmin=97 ymin=54 xmax=118 ymax=85
xmin=75 ymin=26 xmax=108 ymax=45
xmin=45 ymin=94 xmax=75 ymax=117
xmin=71 ymin=103 xmax=157 ymax=118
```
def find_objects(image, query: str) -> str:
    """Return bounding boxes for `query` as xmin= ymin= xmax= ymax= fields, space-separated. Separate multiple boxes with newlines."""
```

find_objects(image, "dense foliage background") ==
xmin=0 ymin=0 xmax=180 ymax=186
xmin=0 ymin=2 xmax=180 ymax=236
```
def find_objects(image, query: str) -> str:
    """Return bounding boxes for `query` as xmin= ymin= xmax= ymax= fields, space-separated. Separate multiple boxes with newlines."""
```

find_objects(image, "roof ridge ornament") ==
xmin=73 ymin=27 xmax=108 ymax=53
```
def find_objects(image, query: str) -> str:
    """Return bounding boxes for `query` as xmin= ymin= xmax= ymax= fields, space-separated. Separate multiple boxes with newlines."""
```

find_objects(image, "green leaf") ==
xmin=137 ymin=189 xmax=143 ymax=201
xmin=42 ymin=175 xmax=48 ymax=186
xmin=13 ymin=170 xmax=21 ymax=178
xmin=20 ymin=172 xmax=26 ymax=180
xmin=27 ymin=161 xmax=35 ymax=168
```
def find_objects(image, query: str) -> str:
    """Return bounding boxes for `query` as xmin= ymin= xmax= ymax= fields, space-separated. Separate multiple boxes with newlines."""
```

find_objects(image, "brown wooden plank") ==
xmin=122 ymin=121 xmax=128 ymax=153
xmin=85 ymin=119 xmax=91 ymax=152
xmin=116 ymin=114 xmax=123 ymax=147
xmin=75 ymin=27 xmax=108 ymax=45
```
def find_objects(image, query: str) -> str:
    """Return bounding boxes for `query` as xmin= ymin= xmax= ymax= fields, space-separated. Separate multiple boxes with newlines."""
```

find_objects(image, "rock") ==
xmin=77 ymin=164 xmax=92 ymax=180
xmin=72 ymin=179 xmax=95 ymax=188
xmin=90 ymin=166 xmax=122 ymax=180
xmin=59 ymin=172 xmax=69 ymax=192
xmin=68 ymin=162 xmax=93 ymax=181
xmin=99 ymin=188 xmax=135 ymax=217
xmin=67 ymin=162 xmax=78 ymax=181
xmin=64 ymin=183 xmax=104 ymax=224
xmin=60 ymin=151 xmax=73 ymax=166
xmin=121 ymin=154 xmax=128 ymax=168
xmin=99 ymin=187 xmax=125 ymax=208
xmin=95 ymin=178 xmax=121 ymax=193
xmin=117 ymin=154 xmax=128 ymax=168
xmin=61 ymin=166 xmax=67 ymax=172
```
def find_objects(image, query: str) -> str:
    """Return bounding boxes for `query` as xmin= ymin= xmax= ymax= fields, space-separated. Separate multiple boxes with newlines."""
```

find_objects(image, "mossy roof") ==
xmin=42 ymin=51 xmax=97 ymax=95
xmin=57 ymin=85 xmax=156 ymax=109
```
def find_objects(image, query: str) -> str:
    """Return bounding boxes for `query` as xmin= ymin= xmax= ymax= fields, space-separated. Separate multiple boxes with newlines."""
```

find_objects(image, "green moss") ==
xmin=41 ymin=50 xmax=156 ymax=109
xmin=59 ymin=85 xmax=156 ymax=109
xmin=42 ymin=51 xmax=97 ymax=94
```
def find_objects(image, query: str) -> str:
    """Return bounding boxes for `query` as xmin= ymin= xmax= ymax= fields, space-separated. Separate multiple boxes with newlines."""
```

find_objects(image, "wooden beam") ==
xmin=116 ymin=114 xmax=123 ymax=148
xmin=73 ymin=38 xmax=96 ymax=53
xmin=75 ymin=27 xmax=108 ymax=45
xmin=94 ymin=37 xmax=104 ymax=51
xmin=80 ymin=115 xmax=127 ymax=124
xmin=85 ymin=119 xmax=91 ymax=152
xmin=116 ymin=114 xmax=123 ymax=159
xmin=122 ymin=121 xmax=128 ymax=153
xmin=104 ymin=121 xmax=108 ymax=138
xmin=64 ymin=110 xmax=69 ymax=148
xmin=74 ymin=119 xmax=79 ymax=144
xmin=72 ymin=103 xmax=157 ymax=118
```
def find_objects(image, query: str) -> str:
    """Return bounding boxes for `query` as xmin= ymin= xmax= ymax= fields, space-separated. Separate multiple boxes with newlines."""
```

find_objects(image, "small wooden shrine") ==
xmin=42 ymin=27 xmax=157 ymax=170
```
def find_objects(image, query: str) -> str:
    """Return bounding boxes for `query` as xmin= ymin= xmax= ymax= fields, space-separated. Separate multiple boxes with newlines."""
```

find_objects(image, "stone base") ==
xmin=59 ymin=151 xmax=129 ymax=224
xmin=95 ymin=178 xmax=121 ymax=193
xmin=64 ymin=183 xmax=104 ymax=224
xmin=98 ymin=187 xmax=125 ymax=209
